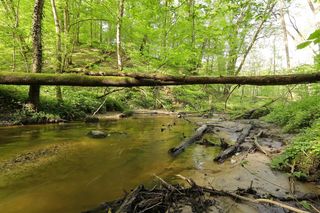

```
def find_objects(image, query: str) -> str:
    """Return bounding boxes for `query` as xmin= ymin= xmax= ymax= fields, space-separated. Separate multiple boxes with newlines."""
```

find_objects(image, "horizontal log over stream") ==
xmin=1 ymin=71 xmax=320 ymax=87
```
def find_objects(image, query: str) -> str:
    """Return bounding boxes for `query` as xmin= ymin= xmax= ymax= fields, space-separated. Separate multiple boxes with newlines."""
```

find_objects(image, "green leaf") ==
xmin=297 ymin=41 xmax=312 ymax=49
xmin=307 ymin=29 xmax=320 ymax=40
xmin=313 ymin=38 xmax=320 ymax=44
xmin=299 ymin=201 xmax=311 ymax=210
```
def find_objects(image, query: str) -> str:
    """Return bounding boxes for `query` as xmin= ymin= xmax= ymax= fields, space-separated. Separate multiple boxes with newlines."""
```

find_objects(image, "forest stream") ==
xmin=0 ymin=113 xmax=319 ymax=213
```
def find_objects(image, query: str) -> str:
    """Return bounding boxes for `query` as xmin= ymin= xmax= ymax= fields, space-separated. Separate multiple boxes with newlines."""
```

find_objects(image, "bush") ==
xmin=271 ymin=120 xmax=320 ymax=180
xmin=263 ymin=96 xmax=320 ymax=132
xmin=12 ymin=103 xmax=60 ymax=125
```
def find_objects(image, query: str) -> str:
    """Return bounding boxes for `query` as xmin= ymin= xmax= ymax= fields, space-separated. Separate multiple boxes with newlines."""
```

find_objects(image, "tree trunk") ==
xmin=280 ymin=0 xmax=290 ymax=69
xmin=116 ymin=0 xmax=124 ymax=71
xmin=90 ymin=0 xmax=93 ymax=46
xmin=28 ymin=0 xmax=45 ymax=110
xmin=236 ymin=1 xmax=276 ymax=75
xmin=162 ymin=0 xmax=168 ymax=54
xmin=306 ymin=0 xmax=320 ymax=52
xmin=2 ymin=71 xmax=320 ymax=87
xmin=189 ymin=0 xmax=195 ymax=48
xmin=63 ymin=0 xmax=73 ymax=67
xmin=1 ymin=0 xmax=30 ymax=71
xmin=50 ymin=0 xmax=63 ymax=101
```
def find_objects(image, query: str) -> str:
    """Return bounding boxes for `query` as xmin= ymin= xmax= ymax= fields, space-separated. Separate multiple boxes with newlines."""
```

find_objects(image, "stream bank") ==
xmin=84 ymin=113 xmax=320 ymax=213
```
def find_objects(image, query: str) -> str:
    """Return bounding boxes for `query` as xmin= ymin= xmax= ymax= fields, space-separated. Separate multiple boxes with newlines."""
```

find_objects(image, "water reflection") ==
xmin=0 ymin=115 xmax=218 ymax=213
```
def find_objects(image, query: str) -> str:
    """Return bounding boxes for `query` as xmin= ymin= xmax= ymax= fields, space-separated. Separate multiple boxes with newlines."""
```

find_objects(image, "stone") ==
xmin=87 ymin=130 xmax=106 ymax=138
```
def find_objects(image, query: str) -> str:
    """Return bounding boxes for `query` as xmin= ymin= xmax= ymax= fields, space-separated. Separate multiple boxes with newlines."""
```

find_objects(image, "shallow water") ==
xmin=0 ymin=115 xmax=221 ymax=213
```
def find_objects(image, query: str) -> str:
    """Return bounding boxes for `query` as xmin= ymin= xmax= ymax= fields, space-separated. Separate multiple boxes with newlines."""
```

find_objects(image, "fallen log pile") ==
xmin=83 ymin=176 xmax=319 ymax=213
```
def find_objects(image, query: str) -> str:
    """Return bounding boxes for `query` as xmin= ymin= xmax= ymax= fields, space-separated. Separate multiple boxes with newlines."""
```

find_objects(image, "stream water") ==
xmin=0 ymin=115 xmax=222 ymax=213
xmin=1 ymin=115 xmax=319 ymax=213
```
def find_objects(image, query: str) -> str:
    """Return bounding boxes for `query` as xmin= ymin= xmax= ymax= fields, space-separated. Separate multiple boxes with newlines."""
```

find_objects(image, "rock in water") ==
xmin=88 ymin=130 xmax=106 ymax=138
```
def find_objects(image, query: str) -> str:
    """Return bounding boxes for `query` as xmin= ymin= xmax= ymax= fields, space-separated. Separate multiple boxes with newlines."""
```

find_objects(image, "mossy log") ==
xmin=1 ymin=71 xmax=320 ymax=87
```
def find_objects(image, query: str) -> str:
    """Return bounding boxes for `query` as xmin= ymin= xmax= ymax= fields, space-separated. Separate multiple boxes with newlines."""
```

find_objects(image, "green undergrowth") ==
xmin=0 ymin=85 xmax=125 ymax=124
xmin=264 ymin=95 xmax=320 ymax=133
xmin=264 ymin=96 xmax=320 ymax=180
xmin=271 ymin=120 xmax=320 ymax=180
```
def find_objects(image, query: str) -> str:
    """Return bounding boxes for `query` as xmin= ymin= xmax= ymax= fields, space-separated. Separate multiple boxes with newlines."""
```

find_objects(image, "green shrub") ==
xmin=271 ymin=120 xmax=320 ymax=179
xmin=264 ymin=96 xmax=320 ymax=132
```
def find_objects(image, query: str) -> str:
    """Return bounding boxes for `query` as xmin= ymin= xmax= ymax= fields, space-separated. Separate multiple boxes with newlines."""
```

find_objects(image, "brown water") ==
xmin=0 ymin=115 xmax=221 ymax=213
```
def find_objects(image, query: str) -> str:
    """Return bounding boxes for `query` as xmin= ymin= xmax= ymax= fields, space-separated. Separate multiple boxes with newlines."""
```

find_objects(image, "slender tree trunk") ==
xmin=12 ymin=32 xmax=16 ymax=71
xmin=280 ymin=0 xmax=290 ymax=70
xmin=116 ymin=0 xmax=124 ymax=71
xmin=90 ymin=0 xmax=93 ymax=46
xmin=306 ymin=0 xmax=320 ymax=52
xmin=236 ymin=1 xmax=276 ymax=75
xmin=63 ymin=0 xmax=73 ymax=67
xmin=273 ymin=36 xmax=276 ymax=74
xmin=50 ymin=0 xmax=63 ymax=101
xmin=75 ymin=0 xmax=81 ymax=45
xmin=28 ymin=0 xmax=45 ymax=110
xmin=1 ymin=0 xmax=30 ymax=71
xmin=100 ymin=20 xmax=103 ymax=43
xmin=280 ymin=0 xmax=294 ymax=99
xmin=189 ymin=0 xmax=195 ymax=48
xmin=162 ymin=0 xmax=168 ymax=55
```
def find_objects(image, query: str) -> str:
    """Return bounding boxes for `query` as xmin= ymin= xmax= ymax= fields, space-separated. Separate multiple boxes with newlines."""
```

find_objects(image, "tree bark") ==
xmin=2 ymin=71 xmax=320 ymax=87
xmin=50 ymin=0 xmax=63 ymax=101
xmin=116 ymin=0 xmax=124 ymax=71
xmin=28 ymin=0 xmax=45 ymax=110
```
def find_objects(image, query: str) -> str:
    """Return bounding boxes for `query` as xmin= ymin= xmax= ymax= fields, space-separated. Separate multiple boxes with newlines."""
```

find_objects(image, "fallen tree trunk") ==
xmin=1 ymin=71 xmax=320 ymax=87
xmin=214 ymin=125 xmax=252 ymax=163
xmin=169 ymin=125 xmax=208 ymax=156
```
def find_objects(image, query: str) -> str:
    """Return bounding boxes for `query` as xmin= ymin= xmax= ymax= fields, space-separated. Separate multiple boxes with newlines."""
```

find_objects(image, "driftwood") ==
xmin=252 ymin=131 xmax=270 ymax=157
xmin=214 ymin=125 xmax=252 ymax=163
xmin=177 ymin=175 xmax=310 ymax=213
xmin=168 ymin=125 xmax=208 ymax=156
xmin=84 ymin=176 xmax=319 ymax=213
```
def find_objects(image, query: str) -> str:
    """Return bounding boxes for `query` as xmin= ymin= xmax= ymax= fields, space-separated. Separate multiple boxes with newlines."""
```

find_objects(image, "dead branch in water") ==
xmin=214 ymin=124 xmax=252 ymax=163
xmin=84 ymin=175 xmax=319 ymax=213
xmin=168 ymin=124 xmax=208 ymax=156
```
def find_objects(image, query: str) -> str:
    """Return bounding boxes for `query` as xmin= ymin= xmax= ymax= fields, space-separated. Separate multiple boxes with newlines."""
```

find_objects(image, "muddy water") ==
xmin=0 ymin=115 xmax=319 ymax=213
xmin=0 ymin=115 xmax=222 ymax=213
